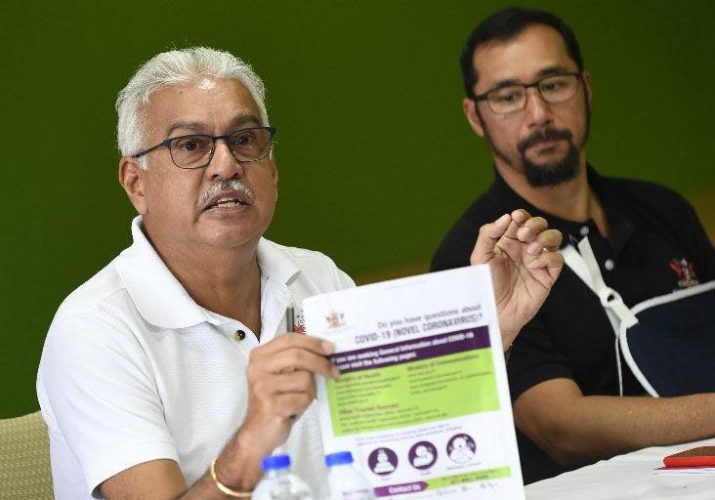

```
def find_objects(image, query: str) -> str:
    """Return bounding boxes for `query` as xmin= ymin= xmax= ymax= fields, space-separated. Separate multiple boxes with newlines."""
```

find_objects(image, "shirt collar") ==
xmin=115 ymin=216 xmax=300 ymax=330
xmin=256 ymin=238 xmax=301 ymax=288
xmin=486 ymin=165 xmax=634 ymax=254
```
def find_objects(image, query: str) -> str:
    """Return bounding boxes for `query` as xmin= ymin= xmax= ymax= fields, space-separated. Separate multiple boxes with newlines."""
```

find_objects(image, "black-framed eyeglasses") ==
xmin=132 ymin=126 xmax=277 ymax=169
xmin=473 ymin=72 xmax=582 ymax=115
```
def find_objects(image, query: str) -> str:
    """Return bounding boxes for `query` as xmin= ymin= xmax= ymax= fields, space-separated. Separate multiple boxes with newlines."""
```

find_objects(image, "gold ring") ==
xmin=540 ymin=247 xmax=550 ymax=254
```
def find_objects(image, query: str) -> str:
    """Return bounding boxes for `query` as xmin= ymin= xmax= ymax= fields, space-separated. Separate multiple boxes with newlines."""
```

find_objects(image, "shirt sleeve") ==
xmin=630 ymin=182 xmax=715 ymax=283
xmin=335 ymin=268 xmax=356 ymax=290
xmin=38 ymin=310 xmax=178 ymax=496
xmin=507 ymin=312 xmax=575 ymax=400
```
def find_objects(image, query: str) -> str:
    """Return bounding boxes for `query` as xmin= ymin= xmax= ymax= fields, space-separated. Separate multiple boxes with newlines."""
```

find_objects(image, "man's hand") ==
xmin=210 ymin=335 xmax=339 ymax=491
xmin=471 ymin=209 xmax=563 ymax=350
xmin=243 ymin=334 xmax=338 ymax=451
xmin=101 ymin=336 xmax=339 ymax=499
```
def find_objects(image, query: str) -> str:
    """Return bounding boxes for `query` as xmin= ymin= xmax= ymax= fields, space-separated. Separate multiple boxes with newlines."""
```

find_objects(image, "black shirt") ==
xmin=431 ymin=166 xmax=715 ymax=484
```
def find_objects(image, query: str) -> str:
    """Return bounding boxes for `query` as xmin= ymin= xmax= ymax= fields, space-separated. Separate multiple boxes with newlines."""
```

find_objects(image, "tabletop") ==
xmin=525 ymin=437 xmax=715 ymax=500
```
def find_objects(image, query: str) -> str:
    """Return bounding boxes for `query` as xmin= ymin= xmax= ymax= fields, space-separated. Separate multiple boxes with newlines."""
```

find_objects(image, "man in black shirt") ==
xmin=431 ymin=7 xmax=715 ymax=484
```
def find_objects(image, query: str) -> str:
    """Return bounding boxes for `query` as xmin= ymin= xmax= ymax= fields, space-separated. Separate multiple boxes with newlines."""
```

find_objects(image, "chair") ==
xmin=0 ymin=411 xmax=54 ymax=499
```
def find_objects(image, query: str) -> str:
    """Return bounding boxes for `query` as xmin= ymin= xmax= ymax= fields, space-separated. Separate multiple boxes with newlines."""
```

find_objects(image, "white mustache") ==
xmin=198 ymin=179 xmax=255 ymax=208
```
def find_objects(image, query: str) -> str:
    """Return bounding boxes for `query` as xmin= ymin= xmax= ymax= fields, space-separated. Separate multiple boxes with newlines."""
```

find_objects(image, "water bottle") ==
xmin=253 ymin=454 xmax=314 ymax=500
xmin=325 ymin=451 xmax=375 ymax=500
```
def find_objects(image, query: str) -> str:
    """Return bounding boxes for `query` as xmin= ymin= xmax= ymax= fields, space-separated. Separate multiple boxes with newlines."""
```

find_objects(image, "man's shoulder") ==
xmin=603 ymin=175 xmax=696 ymax=221
xmin=40 ymin=255 xmax=144 ymax=396
xmin=260 ymin=239 xmax=355 ymax=291
xmin=606 ymin=176 xmax=688 ymax=203
xmin=43 ymin=255 xmax=145 ymax=358
xmin=263 ymin=239 xmax=336 ymax=263
xmin=261 ymin=239 xmax=341 ymax=273
xmin=55 ymin=256 xmax=127 ymax=319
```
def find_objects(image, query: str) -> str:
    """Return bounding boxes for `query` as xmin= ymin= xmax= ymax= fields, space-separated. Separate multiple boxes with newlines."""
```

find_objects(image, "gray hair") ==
xmin=115 ymin=47 xmax=269 ymax=163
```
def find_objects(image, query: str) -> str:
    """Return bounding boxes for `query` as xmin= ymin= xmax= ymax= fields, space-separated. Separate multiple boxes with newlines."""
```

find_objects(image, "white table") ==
xmin=525 ymin=437 xmax=715 ymax=499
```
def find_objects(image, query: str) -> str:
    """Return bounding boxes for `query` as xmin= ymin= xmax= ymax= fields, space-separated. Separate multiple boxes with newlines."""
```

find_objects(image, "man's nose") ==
xmin=524 ymin=87 xmax=554 ymax=128
xmin=206 ymin=139 xmax=245 ymax=180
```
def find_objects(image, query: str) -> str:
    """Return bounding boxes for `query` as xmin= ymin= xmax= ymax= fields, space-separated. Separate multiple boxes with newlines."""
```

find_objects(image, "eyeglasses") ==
xmin=132 ymin=126 xmax=276 ymax=169
xmin=473 ymin=72 xmax=582 ymax=114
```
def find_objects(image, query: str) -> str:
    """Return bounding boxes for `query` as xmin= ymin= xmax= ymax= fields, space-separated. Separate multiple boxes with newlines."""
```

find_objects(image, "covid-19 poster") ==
xmin=304 ymin=266 xmax=525 ymax=499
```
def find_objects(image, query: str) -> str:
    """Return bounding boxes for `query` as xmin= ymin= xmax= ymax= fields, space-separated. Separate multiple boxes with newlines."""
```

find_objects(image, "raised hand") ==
xmin=471 ymin=209 xmax=563 ymax=350
xmin=213 ymin=335 xmax=338 ymax=490
xmin=242 ymin=335 xmax=338 ymax=450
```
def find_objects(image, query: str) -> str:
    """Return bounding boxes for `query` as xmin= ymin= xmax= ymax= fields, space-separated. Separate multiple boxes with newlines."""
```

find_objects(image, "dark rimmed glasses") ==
xmin=474 ymin=72 xmax=582 ymax=114
xmin=132 ymin=126 xmax=276 ymax=169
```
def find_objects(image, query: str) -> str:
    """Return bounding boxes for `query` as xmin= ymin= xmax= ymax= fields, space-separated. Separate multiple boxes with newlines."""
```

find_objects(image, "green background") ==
xmin=2 ymin=1 xmax=713 ymax=417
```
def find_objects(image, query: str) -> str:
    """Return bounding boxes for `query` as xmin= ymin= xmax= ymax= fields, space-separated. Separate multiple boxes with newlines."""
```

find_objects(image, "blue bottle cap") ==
xmin=261 ymin=454 xmax=291 ymax=471
xmin=325 ymin=451 xmax=354 ymax=467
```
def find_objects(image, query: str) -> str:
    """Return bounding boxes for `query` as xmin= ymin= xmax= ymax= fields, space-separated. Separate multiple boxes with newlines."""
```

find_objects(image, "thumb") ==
xmin=470 ymin=213 xmax=511 ymax=265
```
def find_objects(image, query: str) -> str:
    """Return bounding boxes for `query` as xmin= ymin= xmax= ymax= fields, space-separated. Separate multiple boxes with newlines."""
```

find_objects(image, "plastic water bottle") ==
xmin=253 ymin=454 xmax=314 ymax=500
xmin=325 ymin=451 xmax=375 ymax=500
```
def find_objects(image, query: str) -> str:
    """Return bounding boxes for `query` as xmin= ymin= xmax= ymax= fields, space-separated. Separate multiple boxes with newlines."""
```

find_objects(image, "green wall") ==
xmin=2 ymin=1 xmax=713 ymax=417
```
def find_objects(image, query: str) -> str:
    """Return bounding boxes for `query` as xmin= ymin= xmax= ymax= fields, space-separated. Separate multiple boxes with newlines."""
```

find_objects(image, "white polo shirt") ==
xmin=37 ymin=216 xmax=354 ymax=499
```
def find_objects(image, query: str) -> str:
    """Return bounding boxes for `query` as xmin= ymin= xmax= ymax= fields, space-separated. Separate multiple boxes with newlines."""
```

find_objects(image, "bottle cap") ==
xmin=325 ymin=451 xmax=354 ymax=467
xmin=261 ymin=454 xmax=291 ymax=471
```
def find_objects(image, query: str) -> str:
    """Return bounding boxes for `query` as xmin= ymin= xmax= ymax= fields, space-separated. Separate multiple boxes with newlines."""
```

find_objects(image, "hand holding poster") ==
xmin=303 ymin=266 xmax=525 ymax=499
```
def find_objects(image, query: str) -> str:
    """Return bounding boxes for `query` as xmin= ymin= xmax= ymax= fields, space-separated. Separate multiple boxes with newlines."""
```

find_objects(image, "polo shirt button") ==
xmin=580 ymin=226 xmax=590 ymax=236
xmin=604 ymin=259 xmax=615 ymax=271
xmin=234 ymin=330 xmax=246 ymax=341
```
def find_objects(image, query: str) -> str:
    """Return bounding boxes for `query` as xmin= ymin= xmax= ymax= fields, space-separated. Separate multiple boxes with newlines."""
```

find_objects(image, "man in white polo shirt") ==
xmin=36 ymin=47 xmax=563 ymax=499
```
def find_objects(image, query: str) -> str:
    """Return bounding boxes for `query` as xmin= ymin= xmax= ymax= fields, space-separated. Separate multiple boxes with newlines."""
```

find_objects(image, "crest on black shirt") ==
xmin=669 ymin=257 xmax=699 ymax=289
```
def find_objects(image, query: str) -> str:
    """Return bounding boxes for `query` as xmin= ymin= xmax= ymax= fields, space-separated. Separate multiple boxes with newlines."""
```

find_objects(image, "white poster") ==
xmin=303 ymin=266 xmax=524 ymax=499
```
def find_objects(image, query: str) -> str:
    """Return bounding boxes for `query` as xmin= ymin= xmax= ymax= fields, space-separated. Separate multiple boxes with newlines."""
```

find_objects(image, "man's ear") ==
xmin=263 ymin=154 xmax=279 ymax=189
xmin=269 ymin=159 xmax=279 ymax=203
xmin=463 ymin=98 xmax=486 ymax=138
xmin=582 ymin=70 xmax=593 ymax=103
xmin=119 ymin=157 xmax=147 ymax=214
xmin=270 ymin=160 xmax=278 ymax=187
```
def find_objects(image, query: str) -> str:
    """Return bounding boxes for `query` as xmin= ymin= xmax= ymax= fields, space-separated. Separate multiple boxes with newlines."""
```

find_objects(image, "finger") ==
xmin=537 ymin=228 xmax=563 ymax=251
xmin=275 ymin=371 xmax=317 ymax=398
xmin=546 ymin=251 xmax=565 ymax=281
xmin=510 ymin=208 xmax=533 ymax=226
xmin=270 ymin=393 xmax=314 ymax=419
xmin=470 ymin=213 xmax=511 ymax=265
xmin=503 ymin=218 xmax=521 ymax=241
xmin=526 ymin=229 xmax=563 ymax=256
xmin=253 ymin=371 xmax=317 ymax=399
xmin=255 ymin=348 xmax=339 ymax=380
xmin=516 ymin=216 xmax=548 ymax=243
xmin=504 ymin=209 xmax=535 ymax=241
xmin=527 ymin=249 xmax=565 ymax=277
xmin=253 ymin=333 xmax=335 ymax=358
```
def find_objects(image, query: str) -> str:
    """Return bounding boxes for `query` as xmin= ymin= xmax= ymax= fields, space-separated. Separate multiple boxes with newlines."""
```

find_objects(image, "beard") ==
xmin=517 ymin=128 xmax=580 ymax=187
xmin=479 ymin=100 xmax=591 ymax=188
